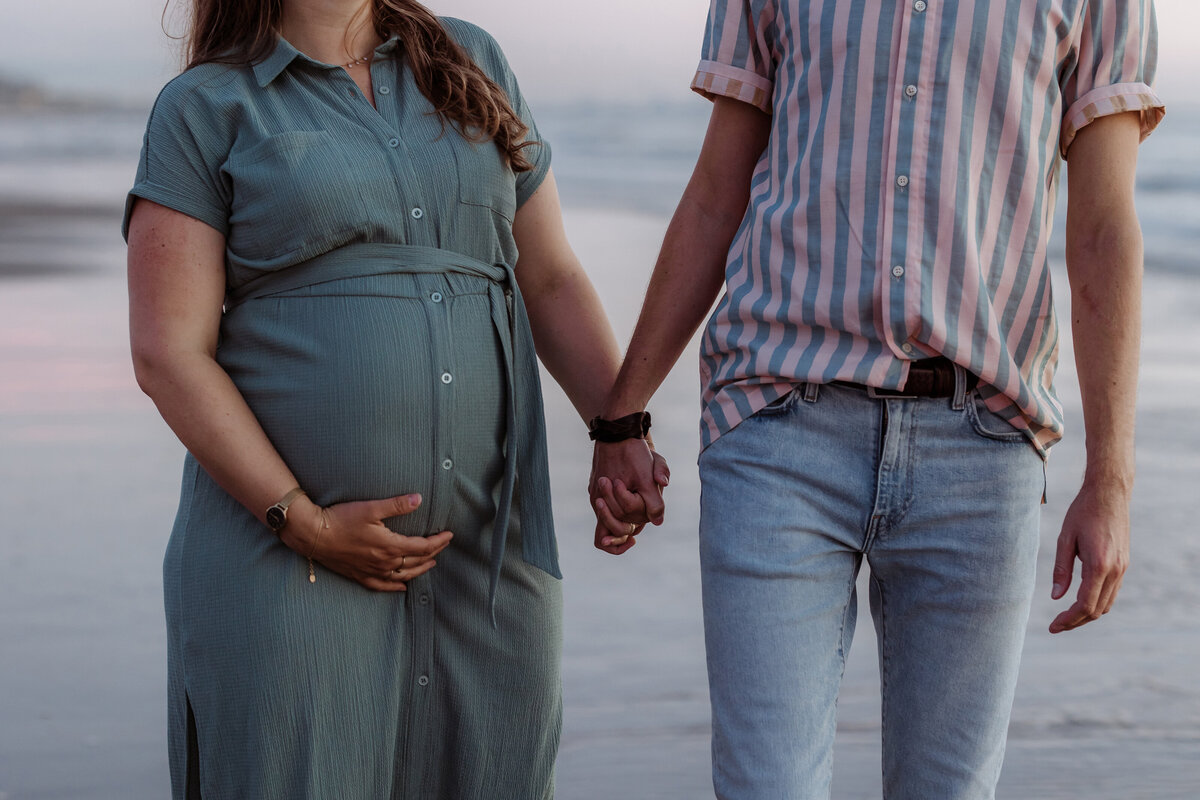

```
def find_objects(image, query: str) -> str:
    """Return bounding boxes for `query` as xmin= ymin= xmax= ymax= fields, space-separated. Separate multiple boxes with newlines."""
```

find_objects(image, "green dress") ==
xmin=124 ymin=20 xmax=562 ymax=800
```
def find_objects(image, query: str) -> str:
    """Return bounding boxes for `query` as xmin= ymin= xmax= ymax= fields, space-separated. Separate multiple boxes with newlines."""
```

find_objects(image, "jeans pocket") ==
xmin=753 ymin=387 xmax=800 ymax=418
xmin=966 ymin=394 xmax=1029 ymax=443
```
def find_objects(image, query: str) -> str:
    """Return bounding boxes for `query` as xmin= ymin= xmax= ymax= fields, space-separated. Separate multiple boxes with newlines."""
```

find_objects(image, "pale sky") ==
xmin=3 ymin=0 xmax=1197 ymax=106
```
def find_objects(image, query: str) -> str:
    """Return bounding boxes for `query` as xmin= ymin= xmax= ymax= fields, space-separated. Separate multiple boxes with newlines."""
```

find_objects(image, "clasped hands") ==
xmin=589 ymin=438 xmax=671 ymax=554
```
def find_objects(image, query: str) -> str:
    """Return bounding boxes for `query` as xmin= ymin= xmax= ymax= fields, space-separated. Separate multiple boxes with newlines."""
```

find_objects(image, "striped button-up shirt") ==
xmin=692 ymin=0 xmax=1164 ymax=455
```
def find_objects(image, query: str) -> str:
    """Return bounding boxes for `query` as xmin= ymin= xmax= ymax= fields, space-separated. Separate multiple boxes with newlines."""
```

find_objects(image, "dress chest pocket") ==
xmin=224 ymin=130 xmax=369 ymax=262
xmin=451 ymin=136 xmax=518 ymax=237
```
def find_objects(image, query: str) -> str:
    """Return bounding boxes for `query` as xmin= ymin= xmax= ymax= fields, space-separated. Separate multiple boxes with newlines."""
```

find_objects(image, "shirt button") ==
xmin=388 ymin=137 xmax=400 ymax=148
xmin=378 ymin=86 xmax=390 ymax=95
xmin=430 ymin=291 xmax=443 ymax=303
xmin=896 ymin=174 xmax=910 ymax=188
xmin=914 ymin=0 xmax=927 ymax=11
xmin=417 ymin=675 xmax=430 ymax=687
xmin=441 ymin=372 xmax=453 ymax=384
xmin=410 ymin=207 xmax=424 ymax=220
xmin=418 ymin=594 xmax=430 ymax=606
xmin=904 ymin=84 xmax=918 ymax=98
xmin=902 ymin=343 xmax=915 ymax=355
xmin=442 ymin=458 xmax=453 ymax=470
xmin=892 ymin=265 xmax=905 ymax=278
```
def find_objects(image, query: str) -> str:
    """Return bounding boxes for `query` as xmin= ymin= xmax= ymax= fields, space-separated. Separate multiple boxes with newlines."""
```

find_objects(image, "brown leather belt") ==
xmin=836 ymin=357 xmax=977 ymax=398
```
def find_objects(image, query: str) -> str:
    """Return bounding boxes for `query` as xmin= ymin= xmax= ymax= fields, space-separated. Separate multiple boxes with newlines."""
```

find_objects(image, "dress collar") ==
xmin=252 ymin=35 xmax=402 ymax=88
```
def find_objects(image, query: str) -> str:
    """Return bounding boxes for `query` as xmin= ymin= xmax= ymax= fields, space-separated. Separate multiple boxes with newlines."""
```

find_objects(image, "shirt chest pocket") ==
xmin=223 ymin=130 xmax=369 ymax=262
xmin=451 ymin=137 xmax=517 ymax=241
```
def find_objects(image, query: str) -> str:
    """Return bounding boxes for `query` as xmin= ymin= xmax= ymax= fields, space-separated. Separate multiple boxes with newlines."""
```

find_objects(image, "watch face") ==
xmin=266 ymin=506 xmax=287 ymax=531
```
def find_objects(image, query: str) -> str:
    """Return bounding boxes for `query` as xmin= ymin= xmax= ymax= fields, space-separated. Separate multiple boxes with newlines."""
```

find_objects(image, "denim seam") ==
xmin=829 ymin=563 xmax=859 ymax=793
xmin=875 ymin=574 xmax=892 ymax=794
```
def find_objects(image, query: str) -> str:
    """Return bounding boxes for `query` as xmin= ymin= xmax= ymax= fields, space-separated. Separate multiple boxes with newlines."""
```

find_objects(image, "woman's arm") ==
xmin=511 ymin=171 xmax=622 ymax=420
xmin=511 ymin=171 xmax=669 ymax=550
xmin=127 ymin=199 xmax=450 ymax=590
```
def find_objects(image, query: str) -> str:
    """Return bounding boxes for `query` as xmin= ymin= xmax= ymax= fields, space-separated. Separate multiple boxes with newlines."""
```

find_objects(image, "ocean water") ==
xmin=1 ymin=100 xmax=1198 ymax=799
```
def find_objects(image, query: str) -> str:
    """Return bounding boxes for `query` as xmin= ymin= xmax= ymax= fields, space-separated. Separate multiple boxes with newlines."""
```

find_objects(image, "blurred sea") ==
xmin=1 ymin=100 xmax=1197 ymax=272
xmin=1 ymin=98 xmax=1198 ymax=799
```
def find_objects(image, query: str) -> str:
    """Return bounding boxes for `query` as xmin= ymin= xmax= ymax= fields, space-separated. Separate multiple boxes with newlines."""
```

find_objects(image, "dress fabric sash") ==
xmin=226 ymin=243 xmax=561 ymax=618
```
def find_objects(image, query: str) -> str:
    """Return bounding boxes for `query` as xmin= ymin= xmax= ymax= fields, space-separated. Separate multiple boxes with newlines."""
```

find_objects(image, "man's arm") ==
xmin=590 ymin=96 xmax=771 ymax=553
xmin=1050 ymin=110 xmax=1144 ymax=633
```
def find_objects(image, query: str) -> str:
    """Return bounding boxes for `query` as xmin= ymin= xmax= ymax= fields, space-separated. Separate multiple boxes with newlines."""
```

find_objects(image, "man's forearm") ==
xmin=1066 ymin=221 xmax=1142 ymax=493
xmin=601 ymin=195 xmax=731 ymax=417
xmin=1064 ymin=111 xmax=1146 ymax=493
xmin=602 ymin=97 xmax=772 ymax=418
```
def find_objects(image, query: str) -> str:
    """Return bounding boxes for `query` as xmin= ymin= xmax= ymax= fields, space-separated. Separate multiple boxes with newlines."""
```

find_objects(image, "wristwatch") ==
xmin=588 ymin=411 xmax=652 ymax=443
xmin=266 ymin=487 xmax=307 ymax=534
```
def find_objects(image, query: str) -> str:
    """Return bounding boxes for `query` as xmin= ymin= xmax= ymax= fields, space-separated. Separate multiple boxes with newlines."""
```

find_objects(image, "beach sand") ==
xmin=1 ymin=199 xmax=1198 ymax=799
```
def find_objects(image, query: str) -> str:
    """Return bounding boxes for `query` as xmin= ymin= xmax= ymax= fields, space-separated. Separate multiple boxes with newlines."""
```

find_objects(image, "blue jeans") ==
xmin=698 ymin=379 xmax=1044 ymax=799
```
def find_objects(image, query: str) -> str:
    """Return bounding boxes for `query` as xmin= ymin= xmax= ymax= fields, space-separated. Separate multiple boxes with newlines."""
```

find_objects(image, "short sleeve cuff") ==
xmin=123 ymin=184 xmax=230 ymax=242
xmin=691 ymin=60 xmax=774 ymax=114
xmin=1061 ymin=82 xmax=1165 ymax=157
xmin=515 ymin=138 xmax=552 ymax=209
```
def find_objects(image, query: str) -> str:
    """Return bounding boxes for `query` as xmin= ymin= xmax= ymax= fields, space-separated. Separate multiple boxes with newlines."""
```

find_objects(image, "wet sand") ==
xmin=1 ymin=201 xmax=1198 ymax=798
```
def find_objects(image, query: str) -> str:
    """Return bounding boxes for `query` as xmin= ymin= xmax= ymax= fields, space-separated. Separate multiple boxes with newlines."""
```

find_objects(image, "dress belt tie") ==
xmin=227 ymin=243 xmax=561 ymax=621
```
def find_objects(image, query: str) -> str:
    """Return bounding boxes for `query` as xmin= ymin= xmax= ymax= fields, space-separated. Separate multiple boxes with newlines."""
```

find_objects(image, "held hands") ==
xmin=1048 ymin=481 xmax=1131 ymax=633
xmin=589 ymin=439 xmax=671 ymax=555
xmin=280 ymin=494 xmax=453 ymax=591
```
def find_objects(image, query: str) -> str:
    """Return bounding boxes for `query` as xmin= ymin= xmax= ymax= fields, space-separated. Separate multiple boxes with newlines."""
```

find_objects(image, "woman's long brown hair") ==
xmin=184 ymin=0 xmax=535 ymax=171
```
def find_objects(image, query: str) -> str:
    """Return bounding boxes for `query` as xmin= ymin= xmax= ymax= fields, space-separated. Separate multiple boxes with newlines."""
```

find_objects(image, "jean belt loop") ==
xmin=802 ymin=382 xmax=821 ymax=404
xmin=951 ymin=363 xmax=968 ymax=411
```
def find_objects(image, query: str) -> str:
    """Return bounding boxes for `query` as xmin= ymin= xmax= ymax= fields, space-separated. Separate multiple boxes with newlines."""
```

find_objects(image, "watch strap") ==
xmin=274 ymin=487 xmax=306 ymax=511
xmin=588 ymin=412 xmax=652 ymax=443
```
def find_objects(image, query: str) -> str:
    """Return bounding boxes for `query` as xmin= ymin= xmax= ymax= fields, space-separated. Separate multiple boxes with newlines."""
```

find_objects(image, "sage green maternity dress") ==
xmin=123 ymin=20 xmax=562 ymax=800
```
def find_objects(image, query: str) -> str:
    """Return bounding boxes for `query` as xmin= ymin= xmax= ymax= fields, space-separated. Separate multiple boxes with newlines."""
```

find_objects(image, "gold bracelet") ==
xmin=308 ymin=508 xmax=329 ymax=584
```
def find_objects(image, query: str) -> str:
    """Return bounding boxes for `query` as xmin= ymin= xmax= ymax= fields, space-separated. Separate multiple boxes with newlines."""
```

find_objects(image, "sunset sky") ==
xmin=4 ymin=0 xmax=1196 ymax=106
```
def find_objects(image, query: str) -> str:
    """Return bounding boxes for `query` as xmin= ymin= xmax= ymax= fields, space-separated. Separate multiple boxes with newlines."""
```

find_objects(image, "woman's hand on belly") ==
xmin=281 ymin=494 xmax=453 ymax=591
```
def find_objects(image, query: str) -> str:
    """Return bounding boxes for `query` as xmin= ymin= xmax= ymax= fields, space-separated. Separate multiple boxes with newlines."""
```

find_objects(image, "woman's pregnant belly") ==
xmin=216 ymin=274 xmax=507 ymax=535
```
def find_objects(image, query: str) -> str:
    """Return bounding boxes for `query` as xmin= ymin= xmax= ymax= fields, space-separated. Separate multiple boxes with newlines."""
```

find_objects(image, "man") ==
xmin=588 ymin=1 xmax=1164 ymax=797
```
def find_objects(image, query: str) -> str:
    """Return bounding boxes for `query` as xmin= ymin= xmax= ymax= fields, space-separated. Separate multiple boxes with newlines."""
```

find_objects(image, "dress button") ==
xmin=417 ymin=675 xmax=430 ymax=687
xmin=892 ymin=265 xmax=905 ymax=278
xmin=411 ymin=207 xmax=424 ymax=220
xmin=896 ymin=174 xmax=910 ymax=188
xmin=914 ymin=0 xmax=927 ymax=11
xmin=904 ymin=84 xmax=918 ymax=98
xmin=388 ymin=137 xmax=400 ymax=148
xmin=430 ymin=291 xmax=443 ymax=303
xmin=442 ymin=458 xmax=453 ymax=471
xmin=378 ymin=86 xmax=390 ymax=95
xmin=441 ymin=372 xmax=453 ymax=384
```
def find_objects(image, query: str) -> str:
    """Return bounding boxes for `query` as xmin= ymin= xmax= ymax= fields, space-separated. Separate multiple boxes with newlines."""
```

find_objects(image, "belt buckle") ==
xmin=866 ymin=385 xmax=919 ymax=399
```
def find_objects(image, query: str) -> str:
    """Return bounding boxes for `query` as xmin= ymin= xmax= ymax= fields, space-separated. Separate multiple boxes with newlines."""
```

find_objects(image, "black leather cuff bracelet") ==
xmin=588 ymin=411 xmax=652 ymax=443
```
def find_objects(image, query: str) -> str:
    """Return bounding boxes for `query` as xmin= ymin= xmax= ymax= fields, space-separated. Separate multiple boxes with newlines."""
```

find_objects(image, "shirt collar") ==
xmin=252 ymin=35 xmax=402 ymax=88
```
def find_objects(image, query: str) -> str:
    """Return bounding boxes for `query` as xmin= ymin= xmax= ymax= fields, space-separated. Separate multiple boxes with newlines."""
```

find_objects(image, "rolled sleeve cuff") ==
xmin=1061 ymin=82 xmax=1165 ymax=157
xmin=691 ymin=60 xmax=774 ymax=114
xmin=123 ymin=184 xmax=229 ymax=242
xmin=515 ymin=139 xmax=552 ymax=210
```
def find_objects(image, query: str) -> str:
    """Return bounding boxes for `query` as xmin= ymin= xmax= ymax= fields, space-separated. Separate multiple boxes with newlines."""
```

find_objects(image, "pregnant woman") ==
xmin=124 ymin=0 xmax=665 ymax=797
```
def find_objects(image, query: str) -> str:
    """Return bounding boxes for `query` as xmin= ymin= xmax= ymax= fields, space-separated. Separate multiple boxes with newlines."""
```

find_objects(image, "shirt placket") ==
xmin=339 ymin=56 xmax=434 ymax=249
xmin=338 ymin=55 xmax=444 ymax=794
xmin=883 ymin=0 xmax=931 ymax=365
